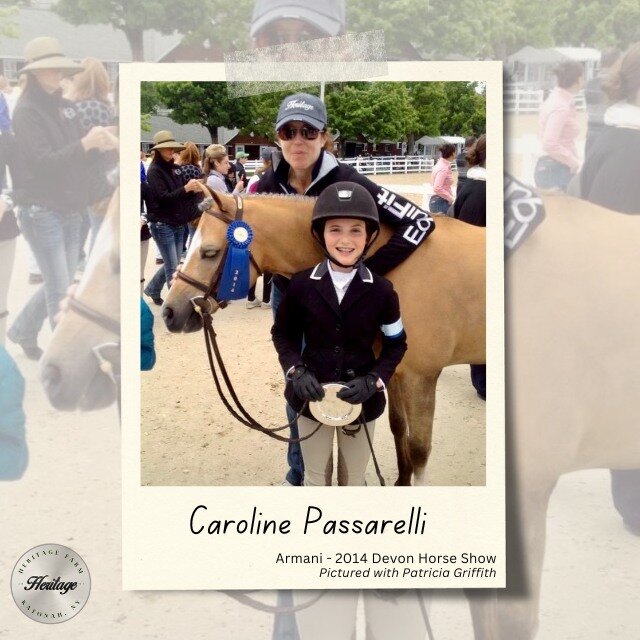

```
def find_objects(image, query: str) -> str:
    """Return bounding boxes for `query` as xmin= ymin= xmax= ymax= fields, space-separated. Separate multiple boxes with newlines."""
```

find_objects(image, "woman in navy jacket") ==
xmin=272 ymin=182 xmax=407 ymax=486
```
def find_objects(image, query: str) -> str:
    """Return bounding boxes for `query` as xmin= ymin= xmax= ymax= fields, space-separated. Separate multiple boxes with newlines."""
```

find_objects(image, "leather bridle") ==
xmin=174 ymin=193 xmax=262 ymax=313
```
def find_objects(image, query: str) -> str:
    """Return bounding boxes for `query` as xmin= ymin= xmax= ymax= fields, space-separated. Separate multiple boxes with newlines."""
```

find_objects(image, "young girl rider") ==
xmin=271 ymin=182 xmax=407 ymax=486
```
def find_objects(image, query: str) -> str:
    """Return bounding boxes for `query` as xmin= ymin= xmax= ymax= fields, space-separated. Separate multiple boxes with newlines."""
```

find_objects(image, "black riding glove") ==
xmin=337 ymin=374 xmax=379 ymax=405
xmin=291 ymin=366 xmax=325 ymax=402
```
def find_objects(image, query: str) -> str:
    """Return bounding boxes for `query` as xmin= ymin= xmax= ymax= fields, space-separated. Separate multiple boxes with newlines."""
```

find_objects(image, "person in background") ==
xmin=0 ymin=344 xmax=27 ymax=480
xmin=247 ymin=146 xmax=276 ymax=193
xmin=584 ymin=46 xmax=622 ymax=155
xmin=579 ymin=41 xmax=640 ymax=537
xmin=453 ymin=134 xmax=486 ymax=400
xmin=0 ymin=195 xmax=19 ymax=345
xmin=7 ymin=37 xmax=117 ymax=360
xmin=455 ymin=136 xmax=476 ymax=189
xmin=175 ymin=141 xmax=204 ymax=251
xmin=535 ymin=60 xmax=584 ymax=192
xmin=0 ymin=77 xmax=12 ymax=192
xmin=234 ymin=150 xmax=249 ymax=189
xmin=140 ymin=150 xmax=151 ymax=293
xmin=140 ymin=297 xmax=156 ymax=371
xmin=143 ymin=130 xmax=202 ymax=306
xmin=429 ymin=143 xmax=456 ymax=213
xmin=63 ymin=57 xmax=115 ymax=255
xmin=203 ymin=144 xmax=245 ymax=194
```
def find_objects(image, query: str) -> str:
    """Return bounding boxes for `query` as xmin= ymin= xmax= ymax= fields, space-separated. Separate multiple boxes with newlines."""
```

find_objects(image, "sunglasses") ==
xmin=276 ymin=125 xmax=322 ymax=141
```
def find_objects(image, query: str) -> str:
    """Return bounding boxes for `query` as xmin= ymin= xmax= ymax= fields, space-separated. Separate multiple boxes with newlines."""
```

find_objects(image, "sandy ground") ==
xmin=141 ymin=174 xmax=486 ymax=487
xmin=2 ymin=142 xmax=639 ymax=638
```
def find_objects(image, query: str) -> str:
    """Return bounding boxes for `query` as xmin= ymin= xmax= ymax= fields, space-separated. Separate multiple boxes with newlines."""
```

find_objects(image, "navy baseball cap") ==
xmin=276 ymin=93 xmax=327 ymax=131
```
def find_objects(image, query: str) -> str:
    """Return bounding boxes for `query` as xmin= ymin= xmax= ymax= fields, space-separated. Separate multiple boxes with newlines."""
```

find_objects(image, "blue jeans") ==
xmin=272 ymin=282 xmax=304 ymax=486
xmin=429 ymin=195 xmax=451 ymax=213
xmin=534 ymin=156 xmax=572 ymax=192
xmin=8 ymin=206 xmax=82 ymax=347
xmin=145 ymin=222 xmax=187 ymax=298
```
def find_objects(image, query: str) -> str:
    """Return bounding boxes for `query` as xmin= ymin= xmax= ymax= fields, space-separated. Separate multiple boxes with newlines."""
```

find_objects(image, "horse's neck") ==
xmin=247 ymin=197 xmax=323 ymax=276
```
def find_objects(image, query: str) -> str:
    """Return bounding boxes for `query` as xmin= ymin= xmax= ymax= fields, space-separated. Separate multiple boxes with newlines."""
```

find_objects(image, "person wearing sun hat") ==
xmin=6 ymin=37 xmax=118 ymax=361
xmin=143 ymin=130 xmax=203 ymax=306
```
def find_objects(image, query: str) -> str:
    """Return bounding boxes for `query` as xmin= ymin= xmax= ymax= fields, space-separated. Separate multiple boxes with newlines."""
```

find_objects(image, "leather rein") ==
xmin=174 ymin=193 xmax=323 ymax=445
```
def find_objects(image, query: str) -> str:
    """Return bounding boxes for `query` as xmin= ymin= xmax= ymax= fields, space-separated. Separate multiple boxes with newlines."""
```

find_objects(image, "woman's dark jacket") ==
xmin=144 ymin=155 xmax=201 ymax=225
xmin=9 ymin=81 xmax=112 ymax=212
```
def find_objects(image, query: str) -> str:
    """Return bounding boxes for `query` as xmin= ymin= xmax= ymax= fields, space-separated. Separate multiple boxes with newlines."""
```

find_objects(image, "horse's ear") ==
xmin=199 ymin=183 xmax=234 ymax=221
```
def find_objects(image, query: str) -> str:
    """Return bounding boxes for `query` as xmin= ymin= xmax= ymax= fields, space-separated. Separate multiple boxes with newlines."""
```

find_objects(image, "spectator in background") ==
xmin=140 ymin=298 xmax=156 ymax=371
xmin=0 ymin=196 xmax=19 ymax=345
xmin=234 ymin=150 xmax=249 ymax=189
xmin=140 ymin=150 xmax=151 ymax=293
xmin=455 ymin=136 xmax=476 ymax=189
xmin=454 ymin=134 xmax=486 ymax=227
xmin=143 ymin=130 xmax=202 ymax=306
xmin=247 ymin=146 xmax=276 ymax=193
xmin=429 ymin=143 xmax=456 ymax=213
xmin=176 ymin=141 xmax=203 ymax=181
xmin=7 ymin=37 xmax=117 ymax=360
xmin=63 ymin=57 xmax=116 ymax=255
xmin=203 ymin=144 xmax=245 ymax=195
xmin=584 ymin=47 xmax=622 ymax=155
xmin=581 ymin=42 xmax=640 ymax=214
xmin=535 ymin=60 xmax=584 ymax=192
xmin=0 ymin=77 xmax=12 ymax=192
xmin=0 ymin=344 xmax=27 ymax=480
xmin=578 ymin=41 xmax=640 ymax=538
xmin=453 ymin=134 xmax=486 ymax=400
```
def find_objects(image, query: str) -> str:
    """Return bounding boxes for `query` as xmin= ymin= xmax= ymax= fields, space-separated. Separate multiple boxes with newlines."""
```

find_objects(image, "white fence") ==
xmin=243 ymin=155 xmax=436 ymax=176
xmin=505 ymin=85 xmax=586 ymax=114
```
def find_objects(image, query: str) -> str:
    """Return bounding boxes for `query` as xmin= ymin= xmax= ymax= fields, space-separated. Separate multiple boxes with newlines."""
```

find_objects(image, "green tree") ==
xmin=153 ymin=82 xmax=254 ymax=142
xmin=141 ymin=83 xmax=164 ymax=115
xmin=325 ymin=82 xmax=415 ymax=143
xmin=440 ymin=83 xmax=486 ymax=136
xmin=405 ymin=82 xmax=447 ymax=152
xmin=53 ymin=0 xmax=216 ymax=61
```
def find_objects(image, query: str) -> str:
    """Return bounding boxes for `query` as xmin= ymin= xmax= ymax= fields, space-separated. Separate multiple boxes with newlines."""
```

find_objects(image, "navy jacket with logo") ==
xmin=256 ymin=150 xmax=434 ymax=277
xmin=271 ymin=260 xmax=407 ymax=422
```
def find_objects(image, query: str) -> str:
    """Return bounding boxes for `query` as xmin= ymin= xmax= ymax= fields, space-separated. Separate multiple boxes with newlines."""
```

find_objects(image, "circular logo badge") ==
xmin=11 ymin=544 xmax=91 ymax=624
xmin=232 ymin=226 xmax=249 ymax=244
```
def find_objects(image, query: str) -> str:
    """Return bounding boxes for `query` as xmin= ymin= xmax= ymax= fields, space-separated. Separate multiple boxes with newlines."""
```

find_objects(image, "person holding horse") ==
xmin=257 ymin=92 xmax=433 ymax=486
xmin=271 ymin=182 xmax=407 ymax=486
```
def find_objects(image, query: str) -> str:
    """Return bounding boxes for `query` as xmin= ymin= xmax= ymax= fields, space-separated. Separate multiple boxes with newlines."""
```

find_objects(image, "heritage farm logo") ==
xmin=11 ymin=544 xmax=91 ymax=624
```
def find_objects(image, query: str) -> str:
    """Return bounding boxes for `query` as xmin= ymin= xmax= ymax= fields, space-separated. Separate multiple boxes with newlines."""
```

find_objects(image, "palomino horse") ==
xmin=467 ymin=193 xmax=640 ymax=638
xmin=40 ymin=189 xmax=120 ymax=411
xmin=162 ymin=188 xmax=485 ymax=485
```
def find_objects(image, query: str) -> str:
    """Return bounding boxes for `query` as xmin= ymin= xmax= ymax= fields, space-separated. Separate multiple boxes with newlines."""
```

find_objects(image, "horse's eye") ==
xmin=200 ymin=246 xmax=218 ymax=259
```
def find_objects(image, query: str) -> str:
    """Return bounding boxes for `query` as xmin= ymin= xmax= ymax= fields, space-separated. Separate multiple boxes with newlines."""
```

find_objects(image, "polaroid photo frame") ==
xmin=120 ymin=61 xmax=505 ymax=590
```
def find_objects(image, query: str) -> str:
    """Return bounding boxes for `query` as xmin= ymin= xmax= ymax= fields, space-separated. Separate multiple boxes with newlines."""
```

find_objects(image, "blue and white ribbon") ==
xmin=217 ymin=221 xmax=254 ymax=300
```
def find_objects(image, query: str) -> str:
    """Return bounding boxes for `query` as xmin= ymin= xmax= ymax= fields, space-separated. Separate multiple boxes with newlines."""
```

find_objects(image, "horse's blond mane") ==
xmin=243 ymin=193 xmax=316 ymax=204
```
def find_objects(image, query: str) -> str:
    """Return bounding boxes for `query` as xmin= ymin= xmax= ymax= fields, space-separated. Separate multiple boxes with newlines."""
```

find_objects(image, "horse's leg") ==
xmin=407 ymin=371 xmax=439 ymax=486
xmin=466 ymin=476 xmax=558 ymax=639
xmin=387 ymin=375 xmax=412 ymax=486
xmin=389 ymin=371 xmax=439 ymax=486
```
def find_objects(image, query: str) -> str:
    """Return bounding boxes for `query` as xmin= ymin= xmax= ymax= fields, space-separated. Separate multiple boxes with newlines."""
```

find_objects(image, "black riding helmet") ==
xmin=311 ymin=182 xmax=380 ymax=268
